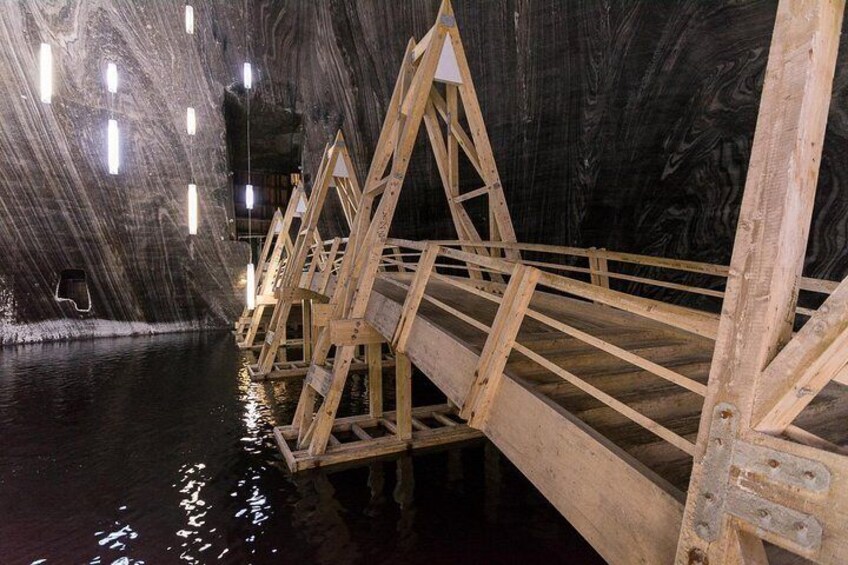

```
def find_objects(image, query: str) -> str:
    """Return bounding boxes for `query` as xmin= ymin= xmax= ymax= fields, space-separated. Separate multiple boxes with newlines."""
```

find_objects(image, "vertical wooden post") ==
xmin=395 ymin=352 xmax=413 ymax=441
xmin=367 ymin=342 xmax=383 ymax=418
xmin=676 ymin=0 xmax=844 ymax=562
xmin=302 ymin=299 xmax=312 ymax=362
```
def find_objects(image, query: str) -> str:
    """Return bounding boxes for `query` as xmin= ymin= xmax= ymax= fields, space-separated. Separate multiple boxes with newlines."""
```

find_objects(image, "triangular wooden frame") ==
xmin=290 ymin=0 xmax=518 ymax=456
xmin=253 ymin=130 xmax=363 ymax=373
xmin=235 ymin=184 xmax=303 ymax=348
xmin=234 ymin=207 xmax=290 ymax=342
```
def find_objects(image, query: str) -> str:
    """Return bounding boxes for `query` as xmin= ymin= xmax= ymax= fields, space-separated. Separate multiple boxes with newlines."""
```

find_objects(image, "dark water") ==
xmin=0 ymin=332 xmax=602 ymax=564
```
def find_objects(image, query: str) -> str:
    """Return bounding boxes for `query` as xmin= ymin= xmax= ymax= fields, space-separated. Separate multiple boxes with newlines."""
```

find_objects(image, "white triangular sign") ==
xmin=333 ymin=155 xmax=350 ymax=178
xmin=294 ymin=194 xmax=307 ymax=217
xmin=435 ymin=36 xmax=462 ymax=85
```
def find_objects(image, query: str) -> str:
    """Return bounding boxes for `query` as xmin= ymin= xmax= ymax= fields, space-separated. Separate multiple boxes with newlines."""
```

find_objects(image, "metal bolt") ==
xmin=768 ymin=459 xmax=779 ymax=469
xmin=804 ymin=470 xmax=816 ymax=480
xmin=757 ymin=509 xmax=770 ymax=520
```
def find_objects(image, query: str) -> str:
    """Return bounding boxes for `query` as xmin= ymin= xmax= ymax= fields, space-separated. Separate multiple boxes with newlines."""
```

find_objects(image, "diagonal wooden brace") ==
xmin=461 ymin=264 xmax=540 ymax=427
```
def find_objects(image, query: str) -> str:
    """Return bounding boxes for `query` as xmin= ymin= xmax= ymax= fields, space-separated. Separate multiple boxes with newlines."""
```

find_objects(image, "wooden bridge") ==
xmin=236 ymin=1 xmax=848 ymax=563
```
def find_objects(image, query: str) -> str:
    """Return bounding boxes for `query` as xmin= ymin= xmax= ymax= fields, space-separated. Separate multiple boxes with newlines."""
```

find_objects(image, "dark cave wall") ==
xmin=247 ymin=0 xmax=847 ymax=284
xmin=2 ymin=0 xmax=847 ymax=343
xmin=0 ymin=1 xmax=251 ymax=343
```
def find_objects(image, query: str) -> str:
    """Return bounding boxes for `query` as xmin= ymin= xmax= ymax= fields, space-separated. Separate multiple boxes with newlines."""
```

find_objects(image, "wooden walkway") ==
xmin=236 ymin=1 xmax=848 ymax=562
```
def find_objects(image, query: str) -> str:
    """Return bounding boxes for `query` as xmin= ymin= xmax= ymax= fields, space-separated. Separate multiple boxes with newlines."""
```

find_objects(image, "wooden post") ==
xmin=462 ymin=265 xmax=540 ymax=427
xmin=395 ymin=352 xmax=413 ymax=441
xmin=367 ymin=343 xmax=383 ymax=418
xmin=302 ymin=299 xmax=312 ymax=362
xmin=676 ymin=0 xmax=844 ymax=562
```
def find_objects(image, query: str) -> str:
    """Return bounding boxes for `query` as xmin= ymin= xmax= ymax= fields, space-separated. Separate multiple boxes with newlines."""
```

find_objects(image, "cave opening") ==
xmin=55 ymin=269 xmax=91 ymax=312
xmin=223 ymin=87 xmax=303 ymax=260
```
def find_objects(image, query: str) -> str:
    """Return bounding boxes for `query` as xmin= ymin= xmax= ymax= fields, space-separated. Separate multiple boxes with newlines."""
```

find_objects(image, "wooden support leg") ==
xmin=395 ymin=352 xmax=412 ymax=441
xmin=367 ymin=342 xmax=383 ymax=418
xmin=302 ymin=299 xmax=313 ymax=362
xmin=308 ymin=345 xmax=357 ymax=456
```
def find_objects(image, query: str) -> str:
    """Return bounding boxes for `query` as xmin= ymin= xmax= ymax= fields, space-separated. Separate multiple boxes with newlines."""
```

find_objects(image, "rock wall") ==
xmin=2 ymin=0 xmax=846 ymax=343
xmin=0 ymin=0 xmax=249 ymax=343
xmin=247 ymin=0 xmax=847 ymax=286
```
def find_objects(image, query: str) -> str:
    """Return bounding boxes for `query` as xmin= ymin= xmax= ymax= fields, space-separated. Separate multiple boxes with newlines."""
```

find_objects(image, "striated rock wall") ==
xmin=2 ymin=0 xmax=846 ymax=343
xmin=0 ymin=0 xmax=251 ymax=343
xmin=247 ymin=0 xmax=847 ymax=287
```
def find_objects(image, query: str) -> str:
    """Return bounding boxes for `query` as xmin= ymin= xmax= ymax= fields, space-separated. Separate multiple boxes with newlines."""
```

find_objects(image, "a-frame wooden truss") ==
xmin=235 ymin=185 xmax=304 ymax=348
xmin=287 ymin=0 xmax=517 ymax=458
xmin=251 ymin=130 xmax=364 ymax=377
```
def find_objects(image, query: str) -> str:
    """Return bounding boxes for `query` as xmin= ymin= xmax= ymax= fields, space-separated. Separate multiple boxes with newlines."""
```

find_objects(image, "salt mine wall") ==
xmin=0 ymin=1 xmax=248 ymax=344
xmin=247 ymin=0 xmax=846 ymax=287
xmin=2 ymin=0 xmax=847 ymax=343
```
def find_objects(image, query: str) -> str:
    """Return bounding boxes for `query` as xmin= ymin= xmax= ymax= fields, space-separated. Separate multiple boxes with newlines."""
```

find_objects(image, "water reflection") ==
xmin=0 ymin=332 xmax=602 ymax=563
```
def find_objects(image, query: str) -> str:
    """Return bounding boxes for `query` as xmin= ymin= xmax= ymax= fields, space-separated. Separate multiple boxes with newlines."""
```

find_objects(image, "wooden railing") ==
xmin=285 ymin=238 xmax=842 ymax=460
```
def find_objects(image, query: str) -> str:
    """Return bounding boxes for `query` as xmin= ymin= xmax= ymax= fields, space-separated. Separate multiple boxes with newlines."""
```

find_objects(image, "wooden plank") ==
xmin=305 ymin=364 xmax=334 ymax=398
xmin=350 ymin=423 xmax=371 ymax=441
xmin=453 ymin=184 xmax=490 ymax=204
xmin=488 ymin=375 xmax=685 ymax=564
xmin=329 ymin=318 xmax=384 ymax=346
xmin=312 ymin=303 xmax=333 ymax=327
xmin=432 ymin=412 xmax=457 ymax=427
xmin=677 ymin=0 xmax=845 ymax=561
xmin=753 ymin=276 xmax=848 ymax=432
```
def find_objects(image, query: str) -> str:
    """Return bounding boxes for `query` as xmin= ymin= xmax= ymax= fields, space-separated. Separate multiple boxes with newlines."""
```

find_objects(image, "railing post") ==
xmin=392 ymin=244 xmax=440 ymax=353
xmin=461 ymin=264 xmax=540 ymax=427
xmin=588 ymin=247 xmax=610 ymax=289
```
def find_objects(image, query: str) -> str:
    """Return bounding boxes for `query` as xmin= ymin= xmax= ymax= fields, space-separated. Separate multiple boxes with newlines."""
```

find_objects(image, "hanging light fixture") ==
xmin=107 ymin=119 xmax=120 ymax=174
xmin=243 ymin=62 xmax=252 ymax=90
xmin=106 ymin=62 xmax=118 ymax=93
xmin=185 ymin=5 xmax=195 ymax=35
xmin=186 ymin=107 xmax=196 ymax=135
xmin=245 ymin=184 xmax=254 ymax=210
xmin=246 ymin=262 xmax=255 ymax=309
xmin=187 ymin=184 xmax=198 ymax=235
xmin=39 ymin=43 xmax=53 ymax=103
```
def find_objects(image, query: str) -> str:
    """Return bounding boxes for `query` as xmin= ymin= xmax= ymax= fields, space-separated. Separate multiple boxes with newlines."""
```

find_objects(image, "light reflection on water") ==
xmin=0 ymin=332 xmax=601 ymax=564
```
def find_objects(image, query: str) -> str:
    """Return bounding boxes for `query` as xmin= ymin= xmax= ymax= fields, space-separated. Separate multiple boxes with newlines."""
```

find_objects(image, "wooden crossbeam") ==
xmin=328 ymin=318 xmax=384 ymax=346
xmin=753 ymin=275 xmax=848 ymax=433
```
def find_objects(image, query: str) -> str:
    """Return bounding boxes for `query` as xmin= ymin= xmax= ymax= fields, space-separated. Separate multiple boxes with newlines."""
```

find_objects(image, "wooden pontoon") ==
xmin=248 ymin=1 xmax=848 ymax=563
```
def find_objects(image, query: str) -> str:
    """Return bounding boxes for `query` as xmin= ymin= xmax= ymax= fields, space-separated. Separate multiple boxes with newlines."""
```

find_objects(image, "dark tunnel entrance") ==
xmin=55 ymin=269 xmax=91 ymax=312
xmin=223 ymin=87 xmax=304 ymax=259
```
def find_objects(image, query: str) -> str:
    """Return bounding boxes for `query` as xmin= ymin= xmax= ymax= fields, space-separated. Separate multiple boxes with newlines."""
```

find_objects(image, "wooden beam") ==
xmin=754 ymin=275 xmax=848 ymax=432
xmin=329 ymin=319 xmax=384 ymax=346
xmin=392 ymin=244 xmax=439 ymax=352
xmin=462 ymin=265 xmax=540 ymax=426
xmin=677 ymin=0 xmax=845 ymax=561
xmin=367 ymin=343 xmax=383 ymax=418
